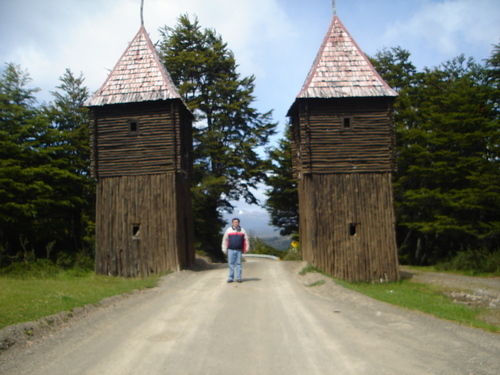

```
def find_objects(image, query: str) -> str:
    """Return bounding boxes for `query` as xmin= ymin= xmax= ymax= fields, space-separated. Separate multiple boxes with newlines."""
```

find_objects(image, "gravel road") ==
xmin=0 ymin=259 xmax=499 ymax=375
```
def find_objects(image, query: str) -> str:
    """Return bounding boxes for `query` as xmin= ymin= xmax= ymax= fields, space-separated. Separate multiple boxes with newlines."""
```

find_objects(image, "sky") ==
xmin=1 ymin=0 xmax=499 ymax=235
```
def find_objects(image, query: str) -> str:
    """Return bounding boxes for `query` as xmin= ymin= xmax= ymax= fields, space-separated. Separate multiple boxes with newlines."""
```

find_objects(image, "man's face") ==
xmin=232 ymin=220 xmax=240 ymax=228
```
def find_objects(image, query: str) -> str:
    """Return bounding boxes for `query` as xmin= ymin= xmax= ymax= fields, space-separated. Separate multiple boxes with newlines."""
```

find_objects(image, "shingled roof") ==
xmin=296 ymin=15 xmax=397 ymax=99
xmin=86 ymin=25 xmax=182 ymax=106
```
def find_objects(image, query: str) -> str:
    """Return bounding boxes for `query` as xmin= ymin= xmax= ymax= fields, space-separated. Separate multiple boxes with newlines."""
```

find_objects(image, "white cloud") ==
xmin=7 ymin=0 xmax=295 ymax=103
xmin=382 ymin=0 xmax=500 ymax=68
xmin=2 ymin=0 xmax=497 ymax=100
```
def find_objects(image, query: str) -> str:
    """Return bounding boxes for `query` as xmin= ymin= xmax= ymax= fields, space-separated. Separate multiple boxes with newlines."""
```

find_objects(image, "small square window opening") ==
xmin=132 ymin=224 xmax=140 ymax=237
xmin=342 ymin=117 xmax=353 ymax=130
xmin=129 ymin=120 xmax=139 ymax=133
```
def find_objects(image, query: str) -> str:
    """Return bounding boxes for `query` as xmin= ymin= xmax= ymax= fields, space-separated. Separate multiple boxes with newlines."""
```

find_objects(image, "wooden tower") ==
xmin=86 ymin=25 xmax=195 ymax=276
xmin=287 ymin=14 xmax=400 ymax=282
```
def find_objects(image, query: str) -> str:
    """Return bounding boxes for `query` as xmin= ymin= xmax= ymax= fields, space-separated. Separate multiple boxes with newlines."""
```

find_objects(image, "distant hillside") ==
xmin=260 ymin=236 xmax=291 ymax=251
xmin=222 ymin=210 xmax=279 ymax=237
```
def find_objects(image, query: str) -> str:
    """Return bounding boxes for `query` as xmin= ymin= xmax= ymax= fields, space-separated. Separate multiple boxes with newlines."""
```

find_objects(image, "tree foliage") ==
xmin=0 ymin=64 xmax=93 ymax=266
xmin=43 ymin=69 xmax=95 ymax=261
xmin=158 ymin=14 xmax=277 ymax=258
xmin=371 ymin=47 xmax=500 ymax=265
xmin=265 ymin=124 xmax=298 ymax=236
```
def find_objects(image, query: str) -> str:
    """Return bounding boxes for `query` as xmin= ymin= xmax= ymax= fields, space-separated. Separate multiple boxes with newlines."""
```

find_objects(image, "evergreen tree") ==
xmin=0 ymin=63 xmax=57 ymax=261
xmin=43 ymin=69 xmax=94 ymax=262
xmin=0 ymin=64 xmax=94 ymax=265
xmin=372 ymin=48 xmax=500 ymax=265
xmin=371 ymin=47 xmax=417 ymax=92
xmin=265 ymin=125 xmax=298 ymax=236
xmin=158 ymin=14 xmax=277 ymax=258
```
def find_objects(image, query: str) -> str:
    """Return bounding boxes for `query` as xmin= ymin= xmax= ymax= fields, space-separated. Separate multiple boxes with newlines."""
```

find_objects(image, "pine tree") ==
xmin=43 ymin=69 xmax=94 ymax=262
xmin=158 ymin=14 xmax=277 ymax=257
xmin=0 ymin=63 xmax=56 ymax=261
xmin=265 ymin=125 xmax=298 ymax=236
xmin=0 ymin=65 xmax=94 ymax=265
xmin=372 ymin=48 xmax=500 ymax=265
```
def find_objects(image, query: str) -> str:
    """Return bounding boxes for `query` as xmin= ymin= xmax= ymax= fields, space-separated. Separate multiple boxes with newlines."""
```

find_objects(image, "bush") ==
xmin=435 ymin=248 xmax=500 ymax=275
xmin=282 ymin=248 xmax=302 ymax=261
xmin=281 ymin=239 xmax=301 ymax=261
xmin=0 ymin=259 xmax=64 ymax=279
xmin=55 ymin=250 xmax=94 ymax=271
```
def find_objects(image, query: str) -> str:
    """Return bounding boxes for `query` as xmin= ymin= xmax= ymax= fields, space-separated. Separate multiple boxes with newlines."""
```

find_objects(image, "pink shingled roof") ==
xmin=87 ymin=25 xmax=182 ymax=106
xmin=297 ymin=15 xmax=397 ymax=98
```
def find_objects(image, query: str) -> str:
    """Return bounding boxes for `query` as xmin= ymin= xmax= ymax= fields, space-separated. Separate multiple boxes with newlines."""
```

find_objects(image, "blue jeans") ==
xmin=227 ymin=249 xmax=242 ymax=280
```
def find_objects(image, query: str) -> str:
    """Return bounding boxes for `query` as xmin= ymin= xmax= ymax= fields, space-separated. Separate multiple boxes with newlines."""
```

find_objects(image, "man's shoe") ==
xmin=236 ymin=279 xmax=242 ymax=283
xmin=227 ymin=279 xmax=233 ymax=283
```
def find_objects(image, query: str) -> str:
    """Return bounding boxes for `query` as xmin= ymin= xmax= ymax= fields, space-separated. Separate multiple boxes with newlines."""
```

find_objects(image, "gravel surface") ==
xmin=0 ymin=259 xmax=499 ymax=375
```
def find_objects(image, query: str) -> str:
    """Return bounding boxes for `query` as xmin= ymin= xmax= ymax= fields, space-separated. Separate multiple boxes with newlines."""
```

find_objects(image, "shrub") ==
xmin=281 ymin=239 xmax=301 ymax=261
xmin=282 ymin=249 xmax=302 ymax=261
xmin=0 ymin=259 xmax=64 ymax=279
xmin=435 ymin=248 xmax=500 ymax=275
xmin=55 ymin=250 xmax=94 ymax=271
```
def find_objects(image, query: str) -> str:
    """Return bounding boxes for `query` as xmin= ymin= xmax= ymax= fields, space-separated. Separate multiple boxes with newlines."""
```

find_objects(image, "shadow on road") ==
xmin=188 ymin=257 xmax=227 ymax=272
xmin=240 ymin=278 xmax=261 ymax=282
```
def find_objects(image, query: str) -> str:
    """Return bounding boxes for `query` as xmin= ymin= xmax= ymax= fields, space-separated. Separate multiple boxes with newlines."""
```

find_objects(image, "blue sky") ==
xmin=1 ymin=0 xmax=499 ymax=234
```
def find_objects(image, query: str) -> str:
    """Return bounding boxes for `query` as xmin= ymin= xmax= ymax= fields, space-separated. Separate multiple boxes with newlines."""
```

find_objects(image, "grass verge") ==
xmin=306 ymin=280 xmax=326 ymax=287
xmin=0 ymin=269 xmax=160 ymax=330
xmin=403 ymin=264 xmax=500 ymax=278
xmin=300 ymin=265 xmax=499 ymax=333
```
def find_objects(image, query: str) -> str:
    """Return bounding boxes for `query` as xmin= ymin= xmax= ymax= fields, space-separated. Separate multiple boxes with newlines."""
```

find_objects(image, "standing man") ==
xmin=222 ymin=218 xmax=250 ymax=283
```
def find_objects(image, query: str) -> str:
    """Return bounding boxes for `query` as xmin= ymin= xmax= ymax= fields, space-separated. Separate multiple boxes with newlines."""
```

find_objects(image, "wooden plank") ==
xmin=89 ymin=101 xmax=193 ymax=179
xmin=291 ymin=97 xmax=396 ymax=175
xmin=94 ymin=173 xmax=194 ymax=277
xmin=299 ymin=173 xmax=399 ymax=282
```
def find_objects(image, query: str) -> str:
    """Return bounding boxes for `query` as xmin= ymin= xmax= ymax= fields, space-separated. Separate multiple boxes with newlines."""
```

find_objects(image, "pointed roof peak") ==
xmin=86 ymin=25 xmax=182 ymax=107
xmin=296 ymin=15 xmax=397 ymax=99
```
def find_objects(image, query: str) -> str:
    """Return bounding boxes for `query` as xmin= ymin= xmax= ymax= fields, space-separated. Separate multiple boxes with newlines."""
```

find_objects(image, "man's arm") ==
xmin=221 ymin=229 xmax=229 ymax=254
xmin=243 ymin=229 xmax=250 ymax=253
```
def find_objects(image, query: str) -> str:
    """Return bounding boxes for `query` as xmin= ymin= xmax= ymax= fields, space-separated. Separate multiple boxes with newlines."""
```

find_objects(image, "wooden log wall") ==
xmin=95 ymin=173 xmax=194 ymax=277
xmin=299 ymin=173 xmax=399 ymax=282
xmin=292 ymin=97 xmax=396 ymax=175
xmin=89 ymin=100 xmax=192 ymax=178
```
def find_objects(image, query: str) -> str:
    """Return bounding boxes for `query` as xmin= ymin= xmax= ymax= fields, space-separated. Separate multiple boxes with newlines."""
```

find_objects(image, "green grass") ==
xmin=306 ymin=280 xmax=326 ymax=287
xmin=301 ymin=266 xmax=499 ymax=333
xmin=0 ymin=269 xmax=160 ymax=330
xmin=299 ymin=264 xmax=318 ymax=275
xmin=402 ymin=264 xmax=499 ymax=277
xmin=404 ymin=264 xmax=500 ymax=278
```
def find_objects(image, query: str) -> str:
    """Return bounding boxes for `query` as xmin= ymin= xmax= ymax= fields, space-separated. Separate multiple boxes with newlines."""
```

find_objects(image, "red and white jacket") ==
xmin=222 ymin=226 xmax=250 ymax=254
